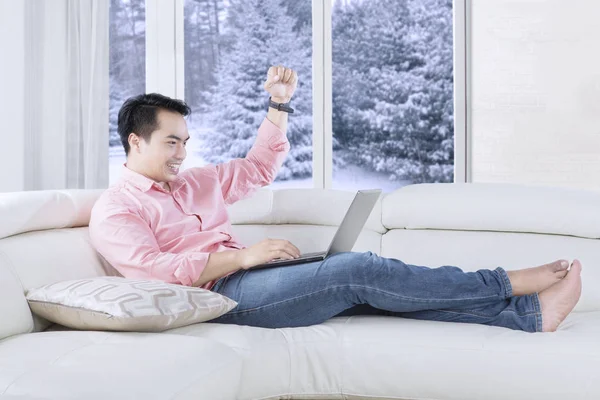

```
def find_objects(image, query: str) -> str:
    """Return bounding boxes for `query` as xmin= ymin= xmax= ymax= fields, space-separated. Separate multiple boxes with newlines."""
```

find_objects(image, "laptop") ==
xmin=251 ymin=189 xmax=382 ymax=269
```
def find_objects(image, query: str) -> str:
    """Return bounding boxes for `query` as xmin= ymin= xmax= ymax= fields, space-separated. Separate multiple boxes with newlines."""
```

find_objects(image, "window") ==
xmin=183 ymin=0 xmax=313 ymax=189
xmin=107 ymin=0 xmax=459 ymax=191
xmin=108 ymin=0 xmax=146 ymax=186
xmin=331 ymin=0 xmax=454 ymax=192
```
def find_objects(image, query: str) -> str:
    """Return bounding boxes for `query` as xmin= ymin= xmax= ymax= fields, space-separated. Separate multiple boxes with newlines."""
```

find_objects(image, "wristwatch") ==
xmin=268 ymin=97 xmax=294 ymax=114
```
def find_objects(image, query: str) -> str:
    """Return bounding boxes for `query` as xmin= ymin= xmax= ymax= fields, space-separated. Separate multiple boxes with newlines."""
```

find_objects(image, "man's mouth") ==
xmin=166 ymin=163 xmax=181 ymax=174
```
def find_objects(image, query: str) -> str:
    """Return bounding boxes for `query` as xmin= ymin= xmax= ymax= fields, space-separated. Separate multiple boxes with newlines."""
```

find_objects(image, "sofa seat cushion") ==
xmin=0 ymin=331 xmax=242 ymax=400
xmin=167 ymin=320 xmax=345 ymax=400
xmin=166 ymin=312 xmax=600 ymax=400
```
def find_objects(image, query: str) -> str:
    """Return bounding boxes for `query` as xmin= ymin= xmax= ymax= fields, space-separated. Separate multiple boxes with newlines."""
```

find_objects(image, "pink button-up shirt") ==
xmin=89 ymin=118 xmax=289 ymax=290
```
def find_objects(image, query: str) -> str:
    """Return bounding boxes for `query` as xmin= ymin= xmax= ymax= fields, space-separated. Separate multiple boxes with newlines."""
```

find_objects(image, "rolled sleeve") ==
xmin=89 ymin=202 xmax=209 ymax=286
xmin=215 ymin=117 xmax=290 ymax=205
xmin=172 ymin=252 xmax=210 ymax=286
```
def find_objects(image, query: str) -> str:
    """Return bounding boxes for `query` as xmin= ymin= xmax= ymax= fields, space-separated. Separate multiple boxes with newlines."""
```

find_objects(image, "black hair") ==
xmin=117 ymin=93 xmax=191 ymax=155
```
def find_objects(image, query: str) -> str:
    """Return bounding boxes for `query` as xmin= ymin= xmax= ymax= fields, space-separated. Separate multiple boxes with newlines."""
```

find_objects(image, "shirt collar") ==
xmin=120 ymin=163 xmax=185 ymax=193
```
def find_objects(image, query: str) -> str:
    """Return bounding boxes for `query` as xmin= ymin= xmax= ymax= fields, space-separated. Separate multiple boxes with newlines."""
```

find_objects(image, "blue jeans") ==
xmin=209 ymin=251 xmax=543 ymax=332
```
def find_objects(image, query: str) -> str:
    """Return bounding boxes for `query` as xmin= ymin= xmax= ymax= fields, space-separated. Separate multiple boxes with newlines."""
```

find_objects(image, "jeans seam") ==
xmin=220 ymin=284 xmax=505 ymax=316
xmin=437 ymin=308 xmax=540 ymax=318
xmin=211 ymin=277 xmax=226 ymax=292
xmin=425 ymin=308 xmax=540 ymax=332
xmin=531 ymin=292 xmax=543 ymax=332
xmin=494 ymin=267 xmax=513 ymax=298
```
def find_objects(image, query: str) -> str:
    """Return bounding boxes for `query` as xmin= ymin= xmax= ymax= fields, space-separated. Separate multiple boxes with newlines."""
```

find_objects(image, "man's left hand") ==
xmin=264 ymin=65 xmax=298 ymax=104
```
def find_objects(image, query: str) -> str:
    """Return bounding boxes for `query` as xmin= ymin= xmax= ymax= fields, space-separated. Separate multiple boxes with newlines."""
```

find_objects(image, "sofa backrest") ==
xmin=380 ymin=183 xmax=600 ymax=313
xmin=0 ymin=190 xmax=112 ymax=339
xmin=226 ymin=188 xmax=385 ymax=254
xmin=0 ymin=188 xmax=385 ymax=340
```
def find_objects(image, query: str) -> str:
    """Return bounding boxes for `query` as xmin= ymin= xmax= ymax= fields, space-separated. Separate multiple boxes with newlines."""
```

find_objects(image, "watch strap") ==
xmin=268 ymin=97 xmax=294 ymax=114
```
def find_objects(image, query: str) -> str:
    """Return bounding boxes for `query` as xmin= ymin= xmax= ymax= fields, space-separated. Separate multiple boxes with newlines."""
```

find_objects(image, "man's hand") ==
xmin=237 ymin=238 xmax=301 ymax=269
xmin=264 ymin=65 xmax=298 ymax=104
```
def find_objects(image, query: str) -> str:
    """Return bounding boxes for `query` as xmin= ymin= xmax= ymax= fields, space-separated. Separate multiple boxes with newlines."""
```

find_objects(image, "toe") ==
xmin=546 ymin=260 xmax=569 ymax=280
xmin=550 ymin=259 xmax=570 ymax=272
xmin=569 ymin=260 xmax=583 ymax=274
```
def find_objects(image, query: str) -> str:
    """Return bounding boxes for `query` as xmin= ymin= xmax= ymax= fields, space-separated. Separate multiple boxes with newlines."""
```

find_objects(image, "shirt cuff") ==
xmin=173 ymin=252 xmax=210 ymax=286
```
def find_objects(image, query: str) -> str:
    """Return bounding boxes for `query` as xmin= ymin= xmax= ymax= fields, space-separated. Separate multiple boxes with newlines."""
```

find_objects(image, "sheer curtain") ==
xmin=24 ymin=0 xmax=109 ymax=190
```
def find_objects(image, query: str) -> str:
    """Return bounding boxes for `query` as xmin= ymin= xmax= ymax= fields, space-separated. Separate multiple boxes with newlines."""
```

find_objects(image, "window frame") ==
xmin=143 ymin=0 xmax=469 ymax=188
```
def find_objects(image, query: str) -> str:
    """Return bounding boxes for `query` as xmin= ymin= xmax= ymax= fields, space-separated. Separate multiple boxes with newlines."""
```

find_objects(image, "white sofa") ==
xmin=1 ymin=183 xmax=599 ymax=400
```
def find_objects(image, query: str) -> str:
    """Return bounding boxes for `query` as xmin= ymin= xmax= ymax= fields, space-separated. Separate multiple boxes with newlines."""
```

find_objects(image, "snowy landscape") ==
xmin=109 ymin=0 xmax=454 ymax=192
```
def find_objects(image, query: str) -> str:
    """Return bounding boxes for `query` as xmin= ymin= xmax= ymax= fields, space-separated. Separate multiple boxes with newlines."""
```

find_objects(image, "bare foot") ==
xmin=538 ymin=260 xmax=582 ymax=332
xmin=506 ymin=259 xmax=570 ymax=296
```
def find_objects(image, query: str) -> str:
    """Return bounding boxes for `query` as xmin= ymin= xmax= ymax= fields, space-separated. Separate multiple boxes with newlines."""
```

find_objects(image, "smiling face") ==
xmin=126 ymin=109 xmax=190 ymax=187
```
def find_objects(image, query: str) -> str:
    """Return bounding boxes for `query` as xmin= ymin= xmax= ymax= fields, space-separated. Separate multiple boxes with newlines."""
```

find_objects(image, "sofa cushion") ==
xmin=166 ymin=312 xmax=600 ymax=400
xmin=231 ymin=224 xmax=382 ymax=255
xmin=0 ymin=189 xmax=104 ymax=240
xmin=228 ymin=188 xmax=387 ymax=234
xmin=0 ymin=331 xmax=242 ymax=400
xmin=166 ymin=320 xmax=339 ymax=399
xmin=336 ymin=312 xmax=600 ymax=400
xmin=0 ymin=226 xmax=118 ymax=333
xmin=26 ymin=277 xmax=238 ymax=332
xmin=382 ymin=182 xmax=600 ymax=239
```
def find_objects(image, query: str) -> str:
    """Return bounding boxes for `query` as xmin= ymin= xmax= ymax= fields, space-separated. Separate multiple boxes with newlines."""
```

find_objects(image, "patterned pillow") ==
xmin=26 ymin=276 xmax=237 ymax=332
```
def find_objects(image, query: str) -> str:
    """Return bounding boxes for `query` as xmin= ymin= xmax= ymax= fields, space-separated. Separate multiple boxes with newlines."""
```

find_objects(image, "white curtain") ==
xmin=24 ymin=0 xmax=108 ymax=190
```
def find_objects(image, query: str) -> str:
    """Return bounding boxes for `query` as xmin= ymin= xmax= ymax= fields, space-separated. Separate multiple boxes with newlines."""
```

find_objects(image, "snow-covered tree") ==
xmin=184 ymin=0 xmax=226 ymax=115
xmin=332 ymin=0 xmax=454 ymax=183
xmin=199 ymin=0 xmax=313 ymax=180
xmin=109 ymin=0 xmax=145 ymax=148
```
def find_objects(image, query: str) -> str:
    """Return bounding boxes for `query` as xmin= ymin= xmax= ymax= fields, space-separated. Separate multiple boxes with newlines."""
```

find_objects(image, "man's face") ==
xmin=128 ymin=109 xmax=189 ymax=184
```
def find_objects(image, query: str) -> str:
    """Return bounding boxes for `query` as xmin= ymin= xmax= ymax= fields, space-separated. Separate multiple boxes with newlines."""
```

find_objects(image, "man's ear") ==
xmin=128 ymin=133 xmax=141 ymax=152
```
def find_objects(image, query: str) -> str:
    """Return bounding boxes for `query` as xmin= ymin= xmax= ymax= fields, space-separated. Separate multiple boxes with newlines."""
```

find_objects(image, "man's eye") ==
xmin=168 ymin=141 xmax=176 ymax=145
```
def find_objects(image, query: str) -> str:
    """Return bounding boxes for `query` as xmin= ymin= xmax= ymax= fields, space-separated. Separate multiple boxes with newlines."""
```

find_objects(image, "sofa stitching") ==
xmin=344 ymin=393 xmax=442 ymax=400
xmin=252 ymin=392 xmax=442 ymax=400
xmin=340 ymin=317 xmax=354 ymax=398
xmin=274 ymin=328 xmax=295 ymax=398
xmin=0 ymin=251 xmax=26 ymax=291
xmin=0 ymin=250 xmax=35 ymax=336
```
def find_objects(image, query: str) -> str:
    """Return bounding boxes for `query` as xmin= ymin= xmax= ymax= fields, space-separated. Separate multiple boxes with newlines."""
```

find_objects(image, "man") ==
xmin=90 ymin=65 xmax=582 ymax=333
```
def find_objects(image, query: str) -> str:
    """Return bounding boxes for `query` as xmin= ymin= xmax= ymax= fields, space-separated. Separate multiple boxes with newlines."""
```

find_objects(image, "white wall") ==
xmin=471 ymin=0 xmax=600 ymax=191
xmin=0 ymin=0 xmax=25 ymax=192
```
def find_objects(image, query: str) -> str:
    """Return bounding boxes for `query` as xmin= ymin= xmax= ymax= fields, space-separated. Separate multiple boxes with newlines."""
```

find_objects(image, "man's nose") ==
xmin=176 ymin=145 xmax=186 ymax=159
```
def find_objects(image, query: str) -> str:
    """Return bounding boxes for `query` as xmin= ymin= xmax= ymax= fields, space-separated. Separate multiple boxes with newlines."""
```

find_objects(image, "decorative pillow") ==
xmin=26 ymin=276 xmax=237 ymax=332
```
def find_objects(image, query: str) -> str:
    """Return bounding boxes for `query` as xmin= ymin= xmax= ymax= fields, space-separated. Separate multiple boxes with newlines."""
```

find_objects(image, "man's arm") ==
xmin=264 ymin=64 xmax=296 ymax=134
xmin=213 ymin=117 xmax=290 ymax=205
xmin=266 ymin=102 xmax=288 ymax=134
xmin=210 ymin=65 xmax=297 ymax=205
xmin=89 ymin=202 xmax=243 ymax=287
xmin=192 ymin=250 xmax=243 ymax=287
